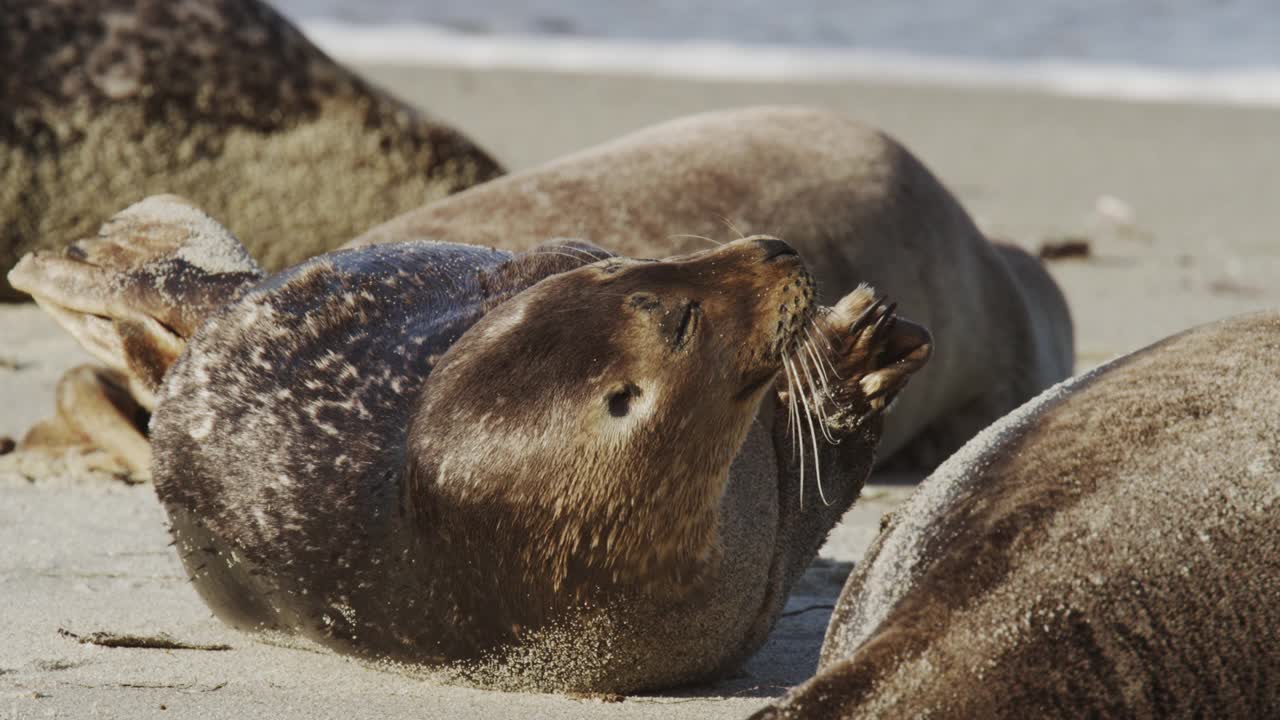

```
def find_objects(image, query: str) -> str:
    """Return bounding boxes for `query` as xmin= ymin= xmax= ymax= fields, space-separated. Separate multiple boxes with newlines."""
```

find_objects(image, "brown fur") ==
xmin=404 ymin=249 xmax=816 ymax=605
xmin=349 ymin=106 xmax=1074 ymax=468
xmin=754 ymin=312 xmax=1280 ymax=718
xmin=0 ymin=0 xmax=502 ymax=300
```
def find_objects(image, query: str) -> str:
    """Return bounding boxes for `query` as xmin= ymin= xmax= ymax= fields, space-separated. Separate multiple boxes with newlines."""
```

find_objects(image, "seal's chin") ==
xmin=736 ymin=367 xmax=781 ymax=401
xmin=737 ymin=306 xmax=815 ymax=402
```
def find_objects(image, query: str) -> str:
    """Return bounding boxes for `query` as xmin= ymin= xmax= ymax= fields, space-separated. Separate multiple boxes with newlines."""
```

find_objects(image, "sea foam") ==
xmin=302 ymin=20 xmax=1280 ymax=108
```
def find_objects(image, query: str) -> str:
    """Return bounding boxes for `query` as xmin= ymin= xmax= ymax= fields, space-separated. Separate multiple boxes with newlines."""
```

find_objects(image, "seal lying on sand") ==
xmin=0 ymin=0 xmax=502 ymax=300
xmin=752 ymin=312 xmax=1280 ymax=718
xmin=9 ymin=108 xmax=1072 ymax=474
xmin=15 ymin=195 xmax=932 ymax=692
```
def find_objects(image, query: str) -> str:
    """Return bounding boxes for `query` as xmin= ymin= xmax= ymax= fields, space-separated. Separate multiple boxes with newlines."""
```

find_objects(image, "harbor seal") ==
xmin=752 ymin=312 xmax=1280 ymax=718
xmin=0 ymin=0 xmax=502 ymax=300
xmin=349 ymin=106 xmax=1074 ymax=469
xmin=71 ymin=196 xmax=930 ymax=692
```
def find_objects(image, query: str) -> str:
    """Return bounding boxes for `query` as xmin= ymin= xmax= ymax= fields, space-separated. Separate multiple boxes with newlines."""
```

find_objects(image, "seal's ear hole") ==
xmin=607 ymin=383 xmax=641 ymax=418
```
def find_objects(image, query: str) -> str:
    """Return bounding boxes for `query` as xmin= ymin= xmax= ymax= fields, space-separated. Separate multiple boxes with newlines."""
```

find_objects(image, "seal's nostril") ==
xmin=757 ymin=238 xmax=798 ymax=262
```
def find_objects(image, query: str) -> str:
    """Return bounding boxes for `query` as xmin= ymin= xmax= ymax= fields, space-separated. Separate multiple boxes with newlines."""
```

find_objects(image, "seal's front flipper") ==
xmin=7 ymin=195 xmax=265 ymax=408
xmin=768 ymin=285 xmax=932 ymax=596
xmin=818 ymin=286 xmax=933 ymax=427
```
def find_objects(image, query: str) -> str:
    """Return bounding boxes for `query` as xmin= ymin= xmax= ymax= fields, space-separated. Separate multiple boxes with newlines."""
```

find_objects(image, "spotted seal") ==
xmin=21 ymin=194 xmax=928 ymax=692
xmin=0 ymin=0 xmax=502 ymax=300
xmin=752 ymin=312 xmax=1280 ymax=718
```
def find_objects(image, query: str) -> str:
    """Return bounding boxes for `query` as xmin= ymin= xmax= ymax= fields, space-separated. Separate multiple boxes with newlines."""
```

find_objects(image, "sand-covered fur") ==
xmin=7 ymin=196 xmax=268 ymax=474
xmin=757 ymin=312 xmax=1280 ymax=718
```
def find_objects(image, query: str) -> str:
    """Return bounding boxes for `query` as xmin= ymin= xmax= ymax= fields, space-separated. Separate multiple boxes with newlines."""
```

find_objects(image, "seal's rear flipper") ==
xmin=8 ymin=195 xmax=265 ymax=408
xmin=17 ymin=365 xmax=153 ymax=480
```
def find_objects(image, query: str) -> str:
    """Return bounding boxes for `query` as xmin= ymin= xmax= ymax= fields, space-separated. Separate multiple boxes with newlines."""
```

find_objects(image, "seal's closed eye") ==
xmin=608 ymin=383 xmax=641 ymax=418
xmin=628 ymin=292 xmax=701 ymax=351
xmin=665 ymin=300 xmax=701 ymax=351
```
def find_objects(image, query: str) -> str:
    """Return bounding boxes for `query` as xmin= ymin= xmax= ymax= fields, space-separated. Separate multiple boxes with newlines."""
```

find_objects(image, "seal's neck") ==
xmin=400 ymin=413 xmax=748 ymax=633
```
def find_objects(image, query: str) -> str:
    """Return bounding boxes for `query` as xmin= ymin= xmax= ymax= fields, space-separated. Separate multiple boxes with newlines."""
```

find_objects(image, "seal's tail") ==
xmin=7 ymin=195 xmax=265 ymax=409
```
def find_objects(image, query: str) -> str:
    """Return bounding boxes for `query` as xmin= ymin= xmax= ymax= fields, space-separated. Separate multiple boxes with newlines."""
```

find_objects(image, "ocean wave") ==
xmin=301 ymin=20 xmax=1280 ymax=108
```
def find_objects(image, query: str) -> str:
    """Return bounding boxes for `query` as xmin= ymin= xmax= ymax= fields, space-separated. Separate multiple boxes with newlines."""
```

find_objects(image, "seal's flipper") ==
xmin=8 ymin=195 xmax=265 ymax=408
xmin=766 ymin=286 xmax=932 ymax=608
xmin=15 ymin=366 xmax=151 ymax=480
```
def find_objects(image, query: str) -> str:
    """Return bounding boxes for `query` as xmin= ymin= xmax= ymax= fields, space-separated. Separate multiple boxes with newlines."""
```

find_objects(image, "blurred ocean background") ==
xmin=274 ymin=0 xmax=1280 ymax=105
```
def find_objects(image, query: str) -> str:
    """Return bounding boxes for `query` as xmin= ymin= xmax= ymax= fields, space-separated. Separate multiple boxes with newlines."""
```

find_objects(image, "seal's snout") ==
xmin=757 ymin=237 xmax=799 ymax=263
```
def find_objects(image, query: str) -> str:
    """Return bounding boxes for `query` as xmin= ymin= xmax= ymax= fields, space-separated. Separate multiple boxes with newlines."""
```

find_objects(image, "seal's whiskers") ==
xmin=669 ymin=233 xmax=723 ymax=247
xmin=791 ymin=360 xmax=831 ymax=507
xmin=782 ymin=357 xmax=796 ymax=438
xmin=535 ymin=251 xmax=600 ymax=268
xmin=806 ymin=322 xmax=843 ymax=379
xmin=803 ymin=338 xmax=834 ymax=397
xmin=797 ymin=350 xmax=838 ymax=444
xmin=562 ymin=244 xmax=613 ymax=264
xmin=715 ymin=215 xmax=747 ymax=241
xmin=783 ymin=358 xmax=806 ymax=507
xmin=801 ymin=340 xmax=842 ymax=440
xmin=807 ymin=318 xmax=837 ymax=352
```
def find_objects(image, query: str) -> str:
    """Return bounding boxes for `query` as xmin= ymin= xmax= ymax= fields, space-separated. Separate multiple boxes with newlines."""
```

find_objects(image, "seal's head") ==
xmin=404 ymin=236 xmax=924 ymax=609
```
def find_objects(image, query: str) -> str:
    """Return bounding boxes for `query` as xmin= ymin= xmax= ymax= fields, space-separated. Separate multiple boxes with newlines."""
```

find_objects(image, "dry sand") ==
xmin=2 ymin=64 xmax=1278 ymax=719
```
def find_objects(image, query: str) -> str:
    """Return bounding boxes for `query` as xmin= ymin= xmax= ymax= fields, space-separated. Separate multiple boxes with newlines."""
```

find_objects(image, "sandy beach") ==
xmin=3 ymin=64 xmax=1278 ymax=719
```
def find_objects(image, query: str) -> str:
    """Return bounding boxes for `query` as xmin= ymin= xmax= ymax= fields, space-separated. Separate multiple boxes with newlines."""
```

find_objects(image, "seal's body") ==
xmin=351 ymin=107 xmax=1074 ymax=468
xmin=0 ymin=0 xmax=501 ymax=299
xmin=754 ymin=312 xmax=1280 ymax=718
xmin=115 ymin=199 xmax=933 ymax=692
